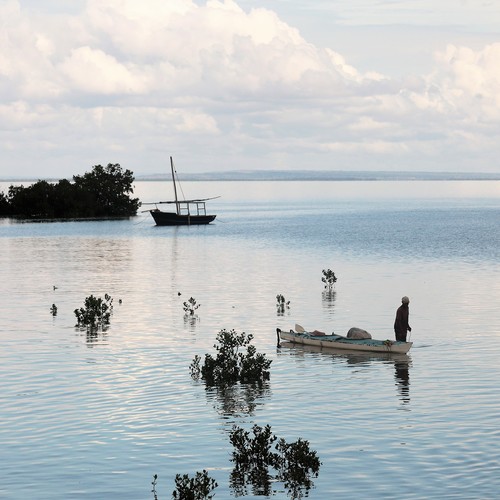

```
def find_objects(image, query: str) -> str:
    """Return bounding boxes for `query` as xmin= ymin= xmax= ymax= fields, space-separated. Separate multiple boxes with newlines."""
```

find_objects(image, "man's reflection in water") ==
xmin=394 ymin=359 xmax=410 ymax=406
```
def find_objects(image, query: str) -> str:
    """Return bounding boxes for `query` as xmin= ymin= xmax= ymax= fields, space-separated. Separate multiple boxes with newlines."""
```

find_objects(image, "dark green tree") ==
xmin=73 ymin=163 xmax=140 ymax=217
xmin=229 ymin=424 xmax=321 ymax=498
xmin=190 ymin=329 xmax=272 ymax=385
xmin=321 ymin=269 xmax=337 ymax=290
xmin=0 ymin=190 xmax=10 ymax=216
xmin=52 ymin=179 xmax=82 ymax=218
xmin=172 ymin=470 xmax=218 ymax=499
xmin=1 ymin=163 xmax=140 ymax=219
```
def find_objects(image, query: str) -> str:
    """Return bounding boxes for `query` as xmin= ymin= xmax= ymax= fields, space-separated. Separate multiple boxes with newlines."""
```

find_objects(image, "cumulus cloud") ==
xmin=59 ymin=46 xmax=150 ymax=95
xmin=0 ymin=0 xmax=499 ymax=177
xmin=432 ymin=43 xmax=500 ymax=117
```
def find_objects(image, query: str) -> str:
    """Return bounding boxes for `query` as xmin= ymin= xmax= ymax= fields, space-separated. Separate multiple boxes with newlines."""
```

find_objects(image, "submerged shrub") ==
xmin=172 ymin=470 xmax=217 ymax=499
xmin=229 ymin=424 xmax=321 ymax=498
xmin=190 ymin=329 xmax=271 ymax=385
xmin=275 ymin=437 xmax=321 ymax=495
xmin=276 ymin=294 xmax=290 ymax=315
xmin=74 ymin=293 xmax=113 ymax=331
xmin=321 ymin=268 xmax=337 ymax=290
xmin=183 ymin=296 xmax=200 ymax=316
xmin=151 ymin=474 xmax=158 ymax=500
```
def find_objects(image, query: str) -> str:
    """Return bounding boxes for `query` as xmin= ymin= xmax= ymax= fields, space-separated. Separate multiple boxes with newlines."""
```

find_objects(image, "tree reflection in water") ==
xmin=204 ymin=381 xmax=271 ymax=418
xmin=321 ymin=290 xmax=337 ymax=314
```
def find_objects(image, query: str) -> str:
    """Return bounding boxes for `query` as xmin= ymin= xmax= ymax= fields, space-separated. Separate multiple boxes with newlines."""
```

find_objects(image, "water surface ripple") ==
xmin=1 ymin=181 xmax=499 ymax=499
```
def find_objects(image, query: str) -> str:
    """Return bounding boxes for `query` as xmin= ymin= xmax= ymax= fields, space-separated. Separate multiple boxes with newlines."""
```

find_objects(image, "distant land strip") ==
xmin=2 ymin=170 xmax=500 ymax=183
xmin=136 ymin=170 xmax=500 ymax=182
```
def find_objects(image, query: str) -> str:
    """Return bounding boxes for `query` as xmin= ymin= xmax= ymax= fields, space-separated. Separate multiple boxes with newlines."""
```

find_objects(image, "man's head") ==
xmin=402 ymin=296 xmax=410 ymax=305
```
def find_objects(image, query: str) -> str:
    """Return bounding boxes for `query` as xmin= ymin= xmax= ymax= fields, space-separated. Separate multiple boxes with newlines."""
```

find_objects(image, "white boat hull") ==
xmin=277 ymin=328 xmax=412 ymax=354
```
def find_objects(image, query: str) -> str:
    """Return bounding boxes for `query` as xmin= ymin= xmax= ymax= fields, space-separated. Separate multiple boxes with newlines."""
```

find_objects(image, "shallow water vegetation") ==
xmin=74 ymin=293 xmax=113 ymax=332
xmin=229 ymin=424 xmax=321 ymax=498
xmin=50 ymin=304 xmax=57 ymax=316
xmin=183 ymin=296 xmax=200 ymax=316
xmin=276 ymin=294 xmax=290 ymax=315
xmin=190 ymin=329 xmax=271 ymax=385
xmin=321 ymin=268 xmax=337 ymax=290
xmin=151 ymin=474 xmax=158 ymax=500
xmin=172 ymin=470 xmax=218 ymax=499
xmin=153 ymin=424 xmax=319 ymax=499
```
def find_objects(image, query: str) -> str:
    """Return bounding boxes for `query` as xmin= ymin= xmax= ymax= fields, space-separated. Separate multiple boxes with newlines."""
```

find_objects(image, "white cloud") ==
xmin=432 ymin=43 xmax=500 ymax=118
xmin=59 ymin=46 xmax=150 ymax=95
xmin=0 ymin=0 xmax=500 ymax=177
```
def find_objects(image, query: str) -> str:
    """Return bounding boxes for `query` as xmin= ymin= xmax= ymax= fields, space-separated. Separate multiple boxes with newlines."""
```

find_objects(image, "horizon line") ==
xmin=1 ymin=169 xmax=500 ymax=183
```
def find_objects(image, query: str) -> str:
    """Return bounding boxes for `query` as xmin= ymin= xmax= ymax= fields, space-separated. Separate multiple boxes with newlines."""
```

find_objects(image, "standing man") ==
xmin=394 ymin=296 xmax=412 ymax=342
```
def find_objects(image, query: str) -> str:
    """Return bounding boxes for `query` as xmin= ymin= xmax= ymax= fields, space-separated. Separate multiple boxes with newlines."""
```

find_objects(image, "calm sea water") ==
xmin=1 ymin=180 xmax=500 ymax=499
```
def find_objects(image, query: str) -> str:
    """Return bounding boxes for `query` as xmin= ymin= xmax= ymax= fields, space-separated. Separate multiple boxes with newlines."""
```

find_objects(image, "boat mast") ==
xmin=170 ymin=156 xmax=180 ymax=215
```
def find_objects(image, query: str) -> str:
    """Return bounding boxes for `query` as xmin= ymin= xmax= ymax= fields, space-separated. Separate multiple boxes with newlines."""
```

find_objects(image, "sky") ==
xmin=1 ymin=0 xmax=500 ymax=179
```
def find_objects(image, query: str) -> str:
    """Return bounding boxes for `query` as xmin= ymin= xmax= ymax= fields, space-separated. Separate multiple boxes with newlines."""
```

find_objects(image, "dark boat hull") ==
xmin=150 ymin=210 xmax=216 ymax=226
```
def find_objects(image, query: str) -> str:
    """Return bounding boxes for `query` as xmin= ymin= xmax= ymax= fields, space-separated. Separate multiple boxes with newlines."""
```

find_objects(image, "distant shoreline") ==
xmin=2 ymin=170 xmax=500 ymax=183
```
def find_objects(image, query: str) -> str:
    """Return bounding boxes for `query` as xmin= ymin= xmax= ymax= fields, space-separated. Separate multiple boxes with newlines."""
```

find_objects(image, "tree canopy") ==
xmin=0 ymin=164 xmax=140 ymax=219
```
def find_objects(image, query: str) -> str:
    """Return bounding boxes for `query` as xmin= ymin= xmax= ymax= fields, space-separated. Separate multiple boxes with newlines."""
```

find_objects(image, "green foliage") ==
xmin=156 ymin=424 xmax=319 ymax=498
xmin=73 ymin=163 xmax=140 ymax=217
xmin=321 ymin=268 xmax=337 ymax=290
xmin=190 ymin=329 xmax=271 ymax=385
xmin=276 ymin=294 xmax=290 ymax=315
xmin=74 ymin=294 xmax=113 ymax=331
xmin=1 ymin=164 xmax=140 ymax=219
xmin=172 ymin=470 xmax=218 ymax=499
xmin=183 ymin=297 xmax=200 ymax=315
xmin=229 ymin=424 xmax=321 ymax=498
xmin=0 ymin=191 xmax=9 ymax=216
xmin=230 ymin=424 xmax=278 ymax=469
xmin=275 ymin=437 xmax=321 ymax=495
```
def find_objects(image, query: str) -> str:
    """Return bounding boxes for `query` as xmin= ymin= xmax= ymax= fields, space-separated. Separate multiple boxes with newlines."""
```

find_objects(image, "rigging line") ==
xmin=133 ymin=214 xmax=151 ymax=225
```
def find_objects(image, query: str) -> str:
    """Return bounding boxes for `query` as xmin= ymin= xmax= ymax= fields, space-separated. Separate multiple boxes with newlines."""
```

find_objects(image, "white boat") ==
xmin=276 ymin=326 xmax=412 ymax=354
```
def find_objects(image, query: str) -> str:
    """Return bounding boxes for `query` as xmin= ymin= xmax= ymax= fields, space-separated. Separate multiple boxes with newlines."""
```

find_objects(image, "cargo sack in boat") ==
xmin=346 ymin=327 xmax=372 ymax=339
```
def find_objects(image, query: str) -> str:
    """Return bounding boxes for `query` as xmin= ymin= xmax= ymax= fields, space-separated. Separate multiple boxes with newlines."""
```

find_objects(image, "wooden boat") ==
xmin=144 ymin=157 xmax=218 ymax=226
xmin=276 ymin=326 xmax=412 ymax=354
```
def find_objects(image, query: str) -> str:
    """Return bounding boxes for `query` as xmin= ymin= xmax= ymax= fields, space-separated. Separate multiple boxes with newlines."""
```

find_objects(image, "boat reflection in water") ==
xmin=278 ymin=341 xmax=412 ymax=407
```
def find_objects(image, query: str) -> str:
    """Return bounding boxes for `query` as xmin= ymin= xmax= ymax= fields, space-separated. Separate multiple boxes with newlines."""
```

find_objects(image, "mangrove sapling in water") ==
xmin=229 ymin=424 xmax=321 ymax=498
xmin=151 ymin=474 xmax=158 ymax=500
xmin=276 ymin=294 xmax=290 ymax=315
xmin=74 ymin=293 xmax=113 ymax=331
xmin=321 ymin=268 xmax=337 ymax=290
xmin=156 ymin=426 xmax=319 ymax=498
xmin=275 ymin=437 xmax=321 ymax=496
xmin=190 ymin=329 xmax=271 ymax=385
xmin=172 ymin=470 xmax=218 ymax=499
xmin=183 ymin=296 xmax=200 ymax=316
